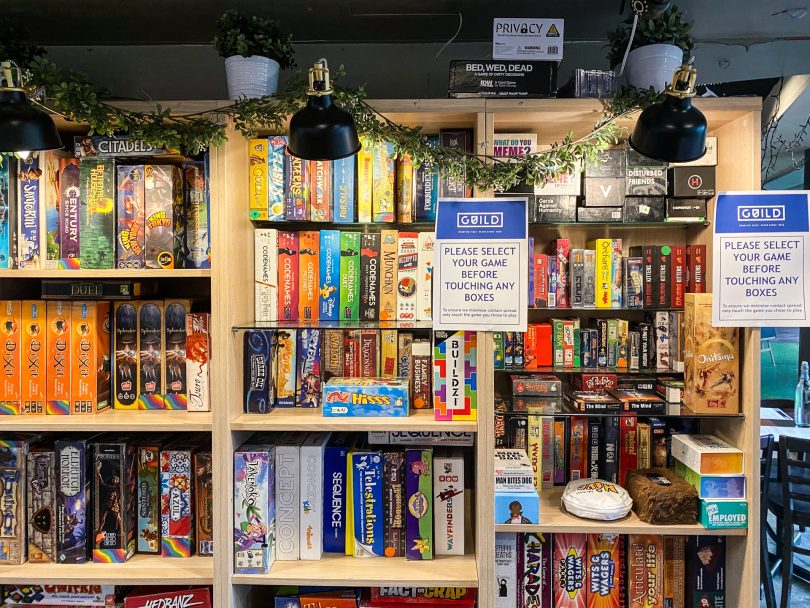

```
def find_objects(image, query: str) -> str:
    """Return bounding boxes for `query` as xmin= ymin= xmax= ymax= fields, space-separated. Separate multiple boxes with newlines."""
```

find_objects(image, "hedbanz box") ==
xmin=244 ymin=330 xmax=272 ymax=414
xmin=160 ymin=446 xmax=195 ymax=557
xmin=186 ymin=312 xmax=210 ymax=412
xmin=71 ymin=302 xmax=111 ymax=415
xmin=0 ymin=439 xmax=27 ymax=563
xmin=0 ymin=300 xmax=21 ymax=415
xmin=116 ymin=165 xmax=146 ymax=268
xmin=628 ymin=535 xmax=663 ymax=608
xmin=194 ymin=451 xmax=214 ymax=555
xmin=27 ymin=449 xmax=57 ymax=563
xmin=92 ymin=442 xmax=137 ymax=563
xmin=114 ymin=302 xmax=139 ymax=410
xmin=58 ymin=158 xmax=81 ymax=268
xmin=137 ymin=301 xmax=164 ymax=410
xmin=553 ymin=533 xmax=587 ymax=608
xmin=55 ymin=438 xmax=92 ymax=563
xmin=124 ymin=588 xmax=211 ymax=608
xmin=184 ymin=160 xmax=211 ymax=268
xmin=297 ymin=328 xmax=321 ymax=408
xmin=234 ymin=442 xmax=275 ymax=573
xmin=351 ymin=451 xmax=384 ymax=557
xmin=322 ymin=377 xmax=409 ymax=417
xmin=17 ymin=156 xmax=41 ymax=268
xmin=298 ymin=231 xmax=319 ymax=321
xmin=20 ymin=301 xmax=45 ymax=414
xmin=137 ymin=442 xmax=161 ymax=553
xmin=143 ymin=165 xmax=181 ymax=269
xmin=405 ymin=448 xmax=433 ymax=560
xmin=434 ymin=449 xmax=464 ymax=556
xmin=79 ymin=158 xmax=115 ymax=269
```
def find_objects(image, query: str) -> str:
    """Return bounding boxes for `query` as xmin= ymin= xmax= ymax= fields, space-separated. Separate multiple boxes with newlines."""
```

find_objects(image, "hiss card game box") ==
xmin=92 ymin=442 xmax=137 ymax=563
xmin=163 ymin=299 xmax=189 ymax=410
xmin=351 ymin=451 xmax=385 ymax=557
xmin=405 ymin=448 xmax=433 ymax=560
xmin=45 ymin=301 xmax=71 ymax=415
xmin=137 ymin=443 xmax=161 ymax=554
xmin=27 ymin=449 xmax=56 ymax=563
xmin=116 ymin=165 xmax=146 ymax=269
xmin=234 ymin=442 xmax=275 ymax=574
xmin=114 ymin=302 xmax=138 ymax=410
xmin=55 ymin=438 xmax=92 ymax=563
xmin=137 ymin=301 xmax=164 ymax=410
xmin=194 ymin=451 xmax=214 ymax=555
xmin=79 ymin=158 xmax=115 ymax=269
xmin=322 ymin=378 xmax=409 ymax=417
xmin=0 ymin=439 xmax=27 ymax=564
xmin=160 ymin=446 xmax=195 ymax=557
xmin=300 ymin=432 xmax=330 ymax=560
xmin=21 ymin=300 xmax=45 ymax=415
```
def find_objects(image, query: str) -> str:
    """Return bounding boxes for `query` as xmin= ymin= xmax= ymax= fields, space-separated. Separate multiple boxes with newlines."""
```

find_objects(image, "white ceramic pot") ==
xmin=624 ymin=43 xmax=683 ymax=92
xmin=224 ymin=55 xmax=280 ymax=100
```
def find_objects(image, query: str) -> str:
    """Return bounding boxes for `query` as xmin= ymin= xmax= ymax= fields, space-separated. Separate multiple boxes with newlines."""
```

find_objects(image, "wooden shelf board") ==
xmin=0 ymin=268 xmax=211 ymax=279
xmin=232 ymin=553 xmax=478 ymax=587
xmin=0 ymin=554 xmax=214 ymax=584
xmin=494 ymin=488 xmax=748 ymax=536
xmin=232 ymin=408 xmax=477 ymax=432
xmin=1 ymin=410 xmax=212 ymax=431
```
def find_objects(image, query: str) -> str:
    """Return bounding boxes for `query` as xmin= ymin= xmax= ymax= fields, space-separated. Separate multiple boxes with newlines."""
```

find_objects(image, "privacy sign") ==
xmin=433 ymin=198 xmax=528 ymax=331
xmin=713 ymin=191 xmax=810 ymax=326
xmin=493 ymin=18 xmax=564 ymax=61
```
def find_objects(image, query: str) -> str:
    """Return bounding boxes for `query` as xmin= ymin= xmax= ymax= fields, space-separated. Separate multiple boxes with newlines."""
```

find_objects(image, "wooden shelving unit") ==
xmin=0 ymin=555 xmax=215 ymax=585
xmin=4 ymin=97 xmax=761 ymax=608
xmin=0 ymin=268 xmax=211 ymax=279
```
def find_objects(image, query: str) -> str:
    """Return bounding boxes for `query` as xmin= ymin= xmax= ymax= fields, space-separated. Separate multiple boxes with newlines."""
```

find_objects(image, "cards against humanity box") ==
xmin=234 ymin=442 xmax=275 ymax=574
xmin=92 ymin=441 xmax=137 ymax=562
xmin=448 ymin=60 xmax=558 ymax=98
xmin=55 ymin=437 xmax=92 ymax=563
xmin=530 ymin=195 xmax=577 ymax=222
xmin=405 ymin=448 xmax=433 ymax=560
xmin=27 ymin=449 xmax=57 ymax=563
xmin=583 ymin=177 xmax=625 ymax=207
xmin=585 ymin=149 xmax=625 ymax=178
xmin=577 ymin=206 xmax=623 ymax=222
xmin=275 ymin=431 xmax=308 ymax=560
xmin=433 ymin=449 xmax=465 ymax=555
xmin=300 ymin=432 xmax=330 ymax=560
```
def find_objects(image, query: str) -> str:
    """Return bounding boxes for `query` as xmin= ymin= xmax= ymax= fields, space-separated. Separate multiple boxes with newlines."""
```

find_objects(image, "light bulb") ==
xmin=16 ymin=150 xmax=31 ymax=160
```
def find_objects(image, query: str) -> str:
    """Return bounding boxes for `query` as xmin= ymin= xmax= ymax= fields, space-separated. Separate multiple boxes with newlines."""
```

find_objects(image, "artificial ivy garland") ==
xmin=21 ymin=55 xmax=661 ymax=191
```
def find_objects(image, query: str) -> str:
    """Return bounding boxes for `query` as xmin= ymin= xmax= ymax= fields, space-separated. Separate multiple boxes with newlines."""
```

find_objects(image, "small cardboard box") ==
xmin=699 ymin=499 xmax=748 ymax=529
xmin=0 ymin=300 xmax=21 ymax=415
xmin=624 ymin=197 xmax=666 ymax=222
xmin=674 ymin=460 xmax=746 ymax=499
xmin=495 ymin=490 xmax=539 ymax=524
xmin=530 ymin=195 xmax=577 ymax=222
xmin=668 ymin=166 xmax=716 ymax=198
xmin=583 ymin=177 xmax=625 ymax=207
xmin=322 ymin=377 xmax=409 ymax=417
xmin=585 ymin=149 xmax=625 ymax=178
xmin=666 ymin=198 xmax=706 ymax=220
xmin=577 ymin=206 xmax=623 ymax=222
xmin=671 ymin=434 xmax=743 ymax=475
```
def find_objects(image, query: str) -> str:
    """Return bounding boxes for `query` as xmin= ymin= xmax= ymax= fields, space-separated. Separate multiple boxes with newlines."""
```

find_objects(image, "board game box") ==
xmin=186 ymin=312 xmax=210 ymax=412
xmin=587 ymin=533 xmax=623 ymax=608
xmin=3 ymin=585 xmax=116 ymax=606
xmin=0 ymin=300 xmax=21 ymax=415
xmin=21 ymin=300 xmax=45 ymax=414
xmin=553 ymin=533 xmax=587 ymax=608
xmin=255 ymin=228 xmax=278 ymax=323
xmin=137 ymin=301 xmax=164 ymax=409
xmin=627 ymin=534 xmax=663 ymax=608
xmin=79 ymin=158 xmax=115 ymax=269
xmin=405 ymin=448 xmax=433 ymax=560
xmin=360 ymin=233 xmax=381 ymax=321
xmin=160 ymin=446 xmax=195 ymax=557
xmin=275 ymin=329 xmax=297 ymax=408
xmin=137 ymin=442 xmax=161 ymax=553
xmin=319 ymin=230 xmax=340 ymax=321
xmin=434 ymin=449 xmax=464 ymax=556
xmin=276 ymin=431 xmax=307 ymax=560
xmin=278 ymin=230 xmax=299 ymax=321
xmin=55 ymin=438 xmax=91 ymax=563
xmin=322 ymin=377 xmax=409 ymax=417
xmin=382 ymin=451 xmax=406 ymax=558
xmin=17 ymin=156 xmax=41 ymax=268
xmin=26 ymin=449 xmax=56 ymax=563
xmin=143 ymin=165 xmax=181 ymax=269
xmin=333 ymin=155 xmax=355 ymax=223
xmin=71 ymin=301 xmax=111 ymax=415
xmin=183 ymin=160 xmax=211 ymax=268
xmin=300 ymin=432 xmax=330 ymax=560
xmin=323 ymin=435 xmax=351 ymax=554
xmin=113 ymin=302 xmax=138 ymax=410
xmin=234 ymin=442 xmax=275 ymax=574
xmin=297 ymin=328 xmax=321 ymax=408
xmin=194 ymin=451 xmax=214 ymax=555
xmin=116 ymin=165 xmax=146 ymax=268
xmin=58 ymin=158 xmax=81 ymax=268
xmin=352 ymin=451 xmax=385 ymax=557
xmin=0 ymin=439 xmax=27 ymax=563
xmin=244 ymin=329 xmax=272 ymax=414
xmin=298 ymin=231 xmax=319 ymax=320
xmin=92 ymin=442 xmax=137 ymax=563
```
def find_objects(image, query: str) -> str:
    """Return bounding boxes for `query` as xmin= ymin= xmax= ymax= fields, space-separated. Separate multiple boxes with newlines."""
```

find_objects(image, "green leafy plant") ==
xmin=213 ymin=10 xmax=295 ymax=69
xmin=607 ymin=6 xmax=694 ymax=69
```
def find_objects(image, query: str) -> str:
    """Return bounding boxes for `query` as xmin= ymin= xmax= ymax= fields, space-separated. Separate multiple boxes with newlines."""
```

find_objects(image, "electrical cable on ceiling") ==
xmin=425 ymin=11 xmax=463 ymax=98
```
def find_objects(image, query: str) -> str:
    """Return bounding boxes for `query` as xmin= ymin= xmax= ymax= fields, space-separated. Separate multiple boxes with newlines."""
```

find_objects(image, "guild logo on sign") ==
xmin=457 ymin=212 xmax=503 ymax=228
xmin=688 ymin=175 xmax=703 ymax=189
xmin=738 ymin=204 xmax=785 ymax=222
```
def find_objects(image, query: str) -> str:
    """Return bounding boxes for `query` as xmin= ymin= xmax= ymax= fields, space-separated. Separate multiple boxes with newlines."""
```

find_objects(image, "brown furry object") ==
xmin=625 ymin=467 xmax=698 ymax=525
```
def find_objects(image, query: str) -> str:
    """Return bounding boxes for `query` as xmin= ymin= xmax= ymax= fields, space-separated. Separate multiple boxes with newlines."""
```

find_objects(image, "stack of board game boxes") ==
xmin=0 ymin=143 xmax=211 ymax=270
xmin=243 ymin=329 xmax=477 ymax=422
xmin=233 ymin=432 xmax=467 ymax=573
xmin=0 ymin=299 xmax=210 ymax=415
xmin=248 ymin=130 xmax=474 ymax=223
xmin=0 ymin=435 xmax=213 ymax=565
xmin=493 ymin=135 xmax=716 ymax=224
xmin=495 ymin=532 xmax=726 ymax=608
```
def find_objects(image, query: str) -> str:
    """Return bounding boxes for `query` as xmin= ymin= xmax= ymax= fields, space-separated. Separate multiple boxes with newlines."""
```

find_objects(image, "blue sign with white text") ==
xmin=436 ymin=198 xmax=528 ymax=240
xmin=715 ymin=192 xmax=809 ymax=234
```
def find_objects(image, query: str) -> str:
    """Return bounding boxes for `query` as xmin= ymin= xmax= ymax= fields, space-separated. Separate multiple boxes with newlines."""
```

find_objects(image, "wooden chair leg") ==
xmin=781 ymin=526 xmax=794 ymax=608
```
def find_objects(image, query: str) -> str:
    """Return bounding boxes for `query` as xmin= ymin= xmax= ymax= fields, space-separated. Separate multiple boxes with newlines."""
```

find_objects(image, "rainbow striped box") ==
xmin=160 ymin=447 xmax=195 ymax=557
xmin=433 ymin=331 xmax=477 ymax=421
xmin=92 ymin=442 xmax=137 ymax=563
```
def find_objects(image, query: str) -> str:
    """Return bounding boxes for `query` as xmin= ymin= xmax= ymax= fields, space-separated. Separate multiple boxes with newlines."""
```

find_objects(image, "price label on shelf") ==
xmin=713 ymin=191 xmax=810 ymax=326
xmin=433 ymin=197 xmax=528 ymax=332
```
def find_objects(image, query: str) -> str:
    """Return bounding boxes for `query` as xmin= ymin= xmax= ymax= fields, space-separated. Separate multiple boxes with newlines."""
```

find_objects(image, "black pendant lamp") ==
xmin=0 ymin=61 xmax=63 ymax=154
xmin=287 ymin=59 xmax=361 ymax=161
xmin=628 ymin=59 xmax=707 ymax=163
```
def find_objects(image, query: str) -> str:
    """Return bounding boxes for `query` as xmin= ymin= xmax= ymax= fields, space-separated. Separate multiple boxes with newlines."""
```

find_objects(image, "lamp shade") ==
xmin=0 ymin=89 xmax=63 ymax=153
xmin=287 ymin=94 xmax=361 ymax=161
xmin=628 ymin=94 xmax=706 ymax=163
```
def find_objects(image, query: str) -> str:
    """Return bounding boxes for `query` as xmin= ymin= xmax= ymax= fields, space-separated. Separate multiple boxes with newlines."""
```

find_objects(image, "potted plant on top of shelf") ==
xmin=214 ymin=9 xmax=296 ymax=100
xmin=608 ymin=5 xmax=694 ymax=92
